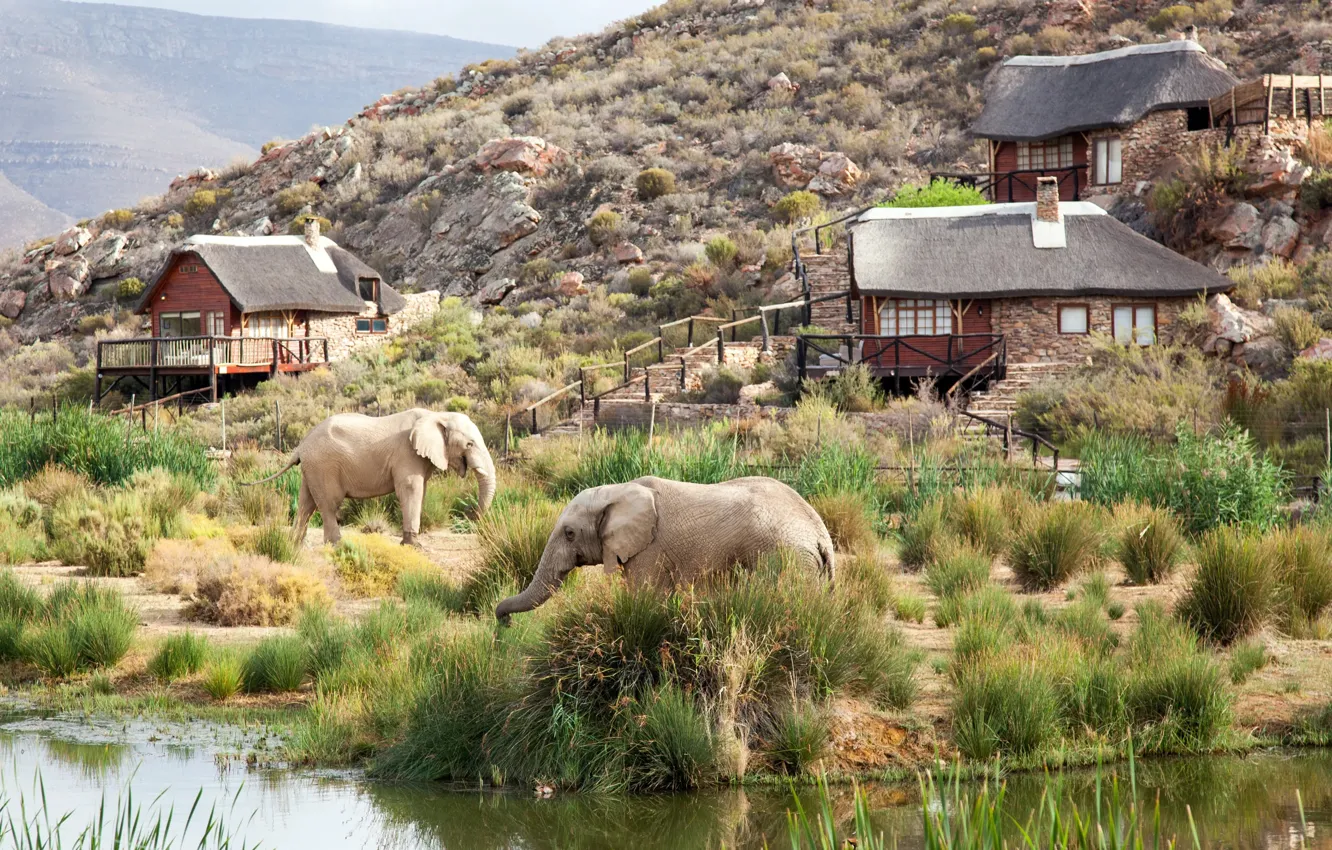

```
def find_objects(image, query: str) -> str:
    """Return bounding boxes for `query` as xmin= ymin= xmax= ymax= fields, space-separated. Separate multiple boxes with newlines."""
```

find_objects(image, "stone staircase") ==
xmin=958 ymin=361 xmax=1078 ymax=433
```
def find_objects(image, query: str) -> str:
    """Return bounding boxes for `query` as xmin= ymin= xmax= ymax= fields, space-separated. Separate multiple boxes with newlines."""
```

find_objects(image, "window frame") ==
xmin=1112 ymin=303 xmax=1157 ymax=346
xmin=357 ymin=277 xmax=379 ymax=302
xmin=1094 ymin=137 xmax=1123 ymax=185
xmin=1057 ymin=304 xmax=1090 ymax=335
xmin=158 ymin=310 xmax=202 ymax=338
xmin=878 ymin=299 xmax=952 ymax=337
xmin=355 ymin=317 xmax=388 ymax=335
xmin=1016 ymin=136 xmax=1075 ymax=171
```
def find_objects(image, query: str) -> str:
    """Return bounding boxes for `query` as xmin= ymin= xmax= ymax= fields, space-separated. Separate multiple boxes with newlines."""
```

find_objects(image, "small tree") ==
xmin=275 ymin=183 xmax=324 ymax=215
xmin=880 ymin=180 xmax=988 ymax=208
xmin=587 ymin=210 xmax=623 ymax=246
xmin=636 ymin=168 xmax=677 ymax=200
xmin=704 ymin=236 xmax=739 ymax=270
xmin=116 ymin=277 xmax=145 ymax=299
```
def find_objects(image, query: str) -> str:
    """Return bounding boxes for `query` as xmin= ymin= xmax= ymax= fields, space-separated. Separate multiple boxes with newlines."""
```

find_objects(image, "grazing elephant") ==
xmin=247 ymin=409 xmax=495 ymax=546
xmin=495 ymin=476 xmax=834 ymax=624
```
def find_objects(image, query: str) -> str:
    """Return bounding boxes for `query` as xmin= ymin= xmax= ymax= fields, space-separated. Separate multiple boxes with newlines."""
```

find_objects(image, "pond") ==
xmin=3 ymin=712 xmax=1329 ymax=849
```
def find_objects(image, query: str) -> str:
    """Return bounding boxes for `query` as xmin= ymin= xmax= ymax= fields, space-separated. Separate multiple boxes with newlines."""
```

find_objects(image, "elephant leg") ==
xmin=319 ymin=496 xmax=345 ymax=545
xmin=396 ymin=474 xmax=426 ymax=546
xmin=291 ymin=478 xmax=316 ymax=547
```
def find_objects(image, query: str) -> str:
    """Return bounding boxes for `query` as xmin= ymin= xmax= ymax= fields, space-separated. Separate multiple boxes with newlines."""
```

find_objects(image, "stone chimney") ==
xmin=1185 ymin=24 xmax=1198 ymax=42
xmin=1035 ymin=177 xmax=1061 ymax=223
xmin=303 ymin=217 xmax=320 ymax=247
xmin=1032 ymin=176 xmax=1066 ymax=249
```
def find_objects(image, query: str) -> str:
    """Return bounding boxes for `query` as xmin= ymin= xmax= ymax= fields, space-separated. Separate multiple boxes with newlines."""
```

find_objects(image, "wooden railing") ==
xmin=97 ymin=337 xmax=329 ymax=371
xmin=956 ymin=408 xmax=1059 ymax=471
xmin=795 ymin=333 xmax=1007 ymax=383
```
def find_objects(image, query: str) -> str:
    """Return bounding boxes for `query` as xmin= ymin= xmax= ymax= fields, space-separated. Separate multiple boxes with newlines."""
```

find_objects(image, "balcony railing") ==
xmin=97 ymin=336 xmax=330 ymax=371
xmin=795 ymin=333 xmax=1006 ymax=383
xmin=928 ymin=165 xmax=1088 ymax=203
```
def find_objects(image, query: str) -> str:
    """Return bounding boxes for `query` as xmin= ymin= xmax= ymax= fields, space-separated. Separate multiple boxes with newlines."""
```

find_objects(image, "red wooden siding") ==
xmin=149 ymin=254 xmax=233 ymax=337
xmin=858 ymin=298 xmax=995 ymax=372
xmin=992 ymin=137 xmax=1088 ymax=201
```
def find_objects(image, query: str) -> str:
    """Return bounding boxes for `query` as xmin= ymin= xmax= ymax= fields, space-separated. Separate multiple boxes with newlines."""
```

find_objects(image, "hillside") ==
xmin=0 ymin=0 xmax=512 ymax=246
xmin=3 ymin=0 xmax=1332 ymax=413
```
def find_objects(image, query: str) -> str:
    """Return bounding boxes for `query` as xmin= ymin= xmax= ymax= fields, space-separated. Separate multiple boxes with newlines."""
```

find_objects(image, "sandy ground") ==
xmin=6 ymin=532 xmax=1327 ymax=747
xmin=7 ymin=527 xmax=484 ymax=646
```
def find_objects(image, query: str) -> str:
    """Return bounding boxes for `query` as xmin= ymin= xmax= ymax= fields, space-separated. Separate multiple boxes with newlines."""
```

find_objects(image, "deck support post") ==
xmin=148 ymin=339 xmax=159 ymax=402
xmin=209 ymin=343 xmax=218 ymax=402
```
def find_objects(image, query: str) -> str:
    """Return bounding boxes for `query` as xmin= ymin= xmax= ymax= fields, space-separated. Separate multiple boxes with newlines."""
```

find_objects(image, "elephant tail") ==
xmin=240 ymin=454 xmax=300 ymax=486
xmin=817 ymin=536 xmax=835 ymax=584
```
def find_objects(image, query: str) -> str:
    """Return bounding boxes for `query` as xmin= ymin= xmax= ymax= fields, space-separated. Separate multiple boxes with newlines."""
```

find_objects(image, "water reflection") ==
xmin=0 ymin=715 xmax=1325 ymax=850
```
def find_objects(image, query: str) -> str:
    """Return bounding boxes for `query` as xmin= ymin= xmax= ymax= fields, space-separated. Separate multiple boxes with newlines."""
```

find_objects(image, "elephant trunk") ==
xmin=467 ymin=445 xmax=497 ymax=515
xmin=495 ymin=538 xmax=567 ymax=624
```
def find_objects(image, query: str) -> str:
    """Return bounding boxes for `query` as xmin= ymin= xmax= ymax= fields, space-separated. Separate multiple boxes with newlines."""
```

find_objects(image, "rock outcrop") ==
xmin=768 ymin=144 xmax=862 ymax=196
xmin=46 ymin=256 xmax=91 ymax=300
xmin=0 ymin=289 xmax=26 ymax=320
xmin=474 ymin=137 xmax=568 ymax=177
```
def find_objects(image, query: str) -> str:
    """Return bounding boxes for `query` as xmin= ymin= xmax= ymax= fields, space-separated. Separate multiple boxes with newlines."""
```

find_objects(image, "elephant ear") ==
xmin=409 ymin=415 xmax=451 ymax=473
xmin=598 ymin=483 xmax=658 ymax=569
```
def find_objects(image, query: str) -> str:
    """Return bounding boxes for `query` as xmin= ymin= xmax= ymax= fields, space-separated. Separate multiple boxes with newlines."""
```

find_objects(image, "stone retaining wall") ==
xmin=1086 ymin=110 xmax=1228 ymax=195
xmin=801 ymin=253 xmax=858 ymax=334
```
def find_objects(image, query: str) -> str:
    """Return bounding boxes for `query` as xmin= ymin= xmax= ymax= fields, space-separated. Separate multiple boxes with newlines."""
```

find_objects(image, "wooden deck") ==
xmin=1211 ymin=74 xmax=1332 ymax=130
xmin=95 ymin=336 xmax=329 ymax=402
xmin=796 ymin=333 xmax=1007 ymax=382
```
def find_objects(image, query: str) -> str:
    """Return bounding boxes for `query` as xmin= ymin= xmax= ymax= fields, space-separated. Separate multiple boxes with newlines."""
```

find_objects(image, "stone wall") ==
xmin=991 ymin=296 xmax=1194 ymax=362
xmin=308 ymin=291 xmax=439 ymax=362
xmin=1086 ymin=110 xmax=1228 ymax=195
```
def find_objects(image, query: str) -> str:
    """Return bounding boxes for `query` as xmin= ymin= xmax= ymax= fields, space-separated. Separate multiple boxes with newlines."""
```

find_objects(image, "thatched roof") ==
xmin=848 ymin=203 xmax=1232 ymax=299
xmin=971 ymin=41 xmax=1238 ymax=142
xmin=136 ymin=235 xmax=406 ymax=315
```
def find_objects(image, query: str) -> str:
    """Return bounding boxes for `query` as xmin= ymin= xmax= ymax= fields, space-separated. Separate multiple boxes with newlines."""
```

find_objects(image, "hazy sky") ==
xmin=72 ymin=0 xmax=661 ymax=47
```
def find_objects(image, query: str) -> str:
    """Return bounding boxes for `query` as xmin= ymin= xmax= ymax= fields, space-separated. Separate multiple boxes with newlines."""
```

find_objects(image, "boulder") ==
xmin=84 ymin=231 xmax=129 ymax=278
xmin=556 ymin=271 xmax=588 ymax=297
xmin=766 ymin=72 xmax=797 ymax=92
xmin=768 ymin=144 xmax=861 ymax=195
xmin=435 ymin=172 xmax=541 ymax=252
xmin=46 ymin=256 xmax=91 ymax=300
xmin=0 ymin=289 xmax=26 ymax=320
xmin=1207 ymin=292 xmax=1272 ymax=345
xmin=1299 ymin=338 xmax=1332 ymax=361
xmin=247 ymin=217 xmax=274 ymax=236
xmin=739 ymin=380 xmax=777 ymax=404
xmin=1246 ymin=142 xmax=1308 ymax=199
xmin=1260 ymin=215 xmax=1301 ymax=258
xmin=473 ymin=277 xmax=516 ymax=306
xmin=474 ymin=136 xmax=567 ymax=177
xmin=518 ymin=311 xmax=543 ymax=328
xmin=612 ymin=242 xmax=645 ymax=264
xmin=1234 ymin=335 xmax=1290 ymax=381
xmin=53 ymin=226 xmax=91 ymax=256
xmin=479 ymin=200 xmax=541 ymax=249
xmin=1211 ymin=202 xmax=1260 ymax=250
xmin=168 ymin=167 xmax=218 ymax=193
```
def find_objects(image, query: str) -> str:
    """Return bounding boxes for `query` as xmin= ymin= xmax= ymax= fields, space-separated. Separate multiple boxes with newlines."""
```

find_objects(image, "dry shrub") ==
xmin=23 ymin=465 xmax=91 ymax=510
xmin=143 ymin=538 xmax=234 ymax=597
xmin=809 ymin=491 xmax=877 ymax=557
xmin=329 ymin=532 xmax=438 ymax=598
xmin=188 ymin=554 xmax=332 ymax=626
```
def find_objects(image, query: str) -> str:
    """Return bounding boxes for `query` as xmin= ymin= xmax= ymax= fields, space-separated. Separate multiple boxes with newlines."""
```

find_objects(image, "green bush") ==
xmin=1128 ymin=653 xmax=1231 ymax=751
xmin=49 ymin=493 xmax=154 ymax=577
xmin=463 ymin=498 xmax=561 ymax=612
xmin=934 ymin=584 xmax=1017 ymax=631
xmin=24 ymin=624 xmax=80 ymax=678
xmin=249 ymin=523 xmax=298 ymax=564
xmin=704 ymin=236 xmax=739 ymax=270
xmin=1274 ymin=307 xmax=1322 ymax=352
xmin=1264 ymin=526 xmax=1332 ymax=635
xmin=899 ymin=500 xmax=950 ymax=570
xmin=772 ymin=190 xmax=822 ymax=223
xmin=814 ymin=364 xmax=885 ymax=413
xmin=924 ymin=542 xmax=991 ymax=600
xmin=287 ymin=214 xmax=331 ymax=236
xmin=116 ymin=277 xmax=145 ymax=299
xmin=275 ymin=182 xmax=323 ymax=214
xmin=1178 ymin=527 xmax=1275 ymax=645
xmin=100 ymin=209 xmax=135 ymax=229
xmin=242 ymin=635 xmax=307 ymax=693
xmin=1302 ymin=170 xmax=1332 ymax=212
xmin=587 ymin=210 xmax=623 ymax=247
xmin=1118 ymin=505 xmax=1184 ymax=585
xmin=880 ymin=179 xmax=988 ymax=209
xmin=397 ymin=570 xmax=465 ymax=612
xmin=1008 ymin=502 xmax=1104 ymax=591
xmin=626 ymin=685 xmax=717 ymax=791
xmin=1146 ymin=3 xmax=1194 ymax=33
xmin=1228 ymin=639 xmax=1267 ymax=685
xmin=764 ymin=701 xmax=829 ymax=775
xmin=635 ymin=168 xmax=676 ymax=200
xmin=147 ymin=632 xmax=209 ymax=682
xmin=0 ymin=570 xmax=41 ymax=620
xmin=950 ymin=487 xmax=1018 ymax=556
xmin=183 ymin=190 xmax=218 ymax=216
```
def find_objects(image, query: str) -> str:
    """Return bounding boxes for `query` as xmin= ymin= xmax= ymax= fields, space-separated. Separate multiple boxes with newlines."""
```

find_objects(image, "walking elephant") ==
xmin=495 ymin=475 xmax=834 ymax=624
xmin=247 ymin=409 xmax=495 ymax=546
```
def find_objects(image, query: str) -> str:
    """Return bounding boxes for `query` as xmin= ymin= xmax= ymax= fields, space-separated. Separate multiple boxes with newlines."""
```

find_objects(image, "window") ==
xmin=1016 ymin=136 xmax=1074 ymax=171
xmin=357 ymin=278 xmax=379 ymax=302
xmin=209 ymin=312 xmax=226 ymax=336
xmin=179 ymin=264 xmax=198 ymax=274
xmin=159 ymin=311 xmax=201 ymax=338
xmin=1094 ymin=138 xmax=1123 ymax=185
xmin=1113 ymin=305 xmax=1156 ymax=346
xmin=356 ymin=317 xmax=388 ymax=334
xmin=246 ymin=314 xmax=287 ymax=338
xmin=1058 ymin=305 xmax=1089 ymax=334
xmin=1186 ymin=106 xmax=1211 ymax=132
xmin=879 ymin=299 xmax=951 ymax=336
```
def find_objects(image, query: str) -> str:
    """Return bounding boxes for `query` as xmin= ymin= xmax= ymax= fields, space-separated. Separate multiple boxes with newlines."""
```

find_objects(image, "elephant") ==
xmin=495 ymin=475 xmax=834 ymax=624
xmin=246 ymin=408 xmax=495 ymax=546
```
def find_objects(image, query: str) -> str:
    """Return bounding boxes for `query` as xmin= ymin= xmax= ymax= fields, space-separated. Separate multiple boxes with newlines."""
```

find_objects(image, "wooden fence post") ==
xmin=275 ymin=400 xmax=283 ymax=452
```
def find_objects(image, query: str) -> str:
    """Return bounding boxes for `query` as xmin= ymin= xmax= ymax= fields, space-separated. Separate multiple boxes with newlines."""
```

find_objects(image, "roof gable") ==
xmin=136 ymin=235 xmax=406 ymax=316
xmin=971 ymin=41 xmax=1239 ymax=141
xmin=849 ymin=202 xmax=1233 ymax=300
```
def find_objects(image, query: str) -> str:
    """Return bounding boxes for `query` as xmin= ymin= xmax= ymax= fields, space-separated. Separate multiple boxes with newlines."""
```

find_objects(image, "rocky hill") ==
xmin=3 ymin=0 xmax=1332 ymax=390
xmin=0 ymin=0 xmax=511 ymax=246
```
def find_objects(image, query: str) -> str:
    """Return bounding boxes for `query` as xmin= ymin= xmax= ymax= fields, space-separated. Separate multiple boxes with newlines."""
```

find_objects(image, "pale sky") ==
xmin=71 ymin=0 xmax=661 ymax=47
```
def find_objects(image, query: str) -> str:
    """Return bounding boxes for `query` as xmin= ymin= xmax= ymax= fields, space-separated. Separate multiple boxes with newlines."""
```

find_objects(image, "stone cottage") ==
xmin=97 ymin=221 xmax=437 ymax=402
xmin=968 ymin=40 xmax=1238 ymax=201
xmin=796 ymin=178 xmax=1234 ymax=390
